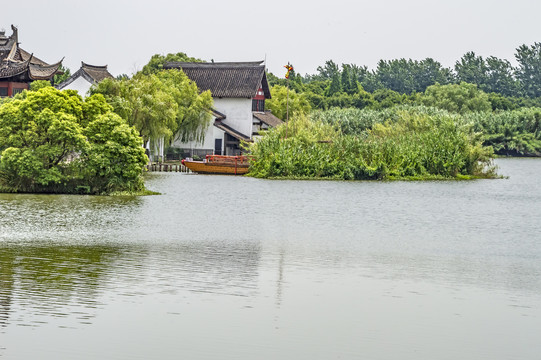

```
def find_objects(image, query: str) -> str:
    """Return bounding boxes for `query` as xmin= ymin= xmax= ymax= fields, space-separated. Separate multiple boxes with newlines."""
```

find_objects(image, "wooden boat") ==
xmin=181 ymin=155 xmax=251 ymax=175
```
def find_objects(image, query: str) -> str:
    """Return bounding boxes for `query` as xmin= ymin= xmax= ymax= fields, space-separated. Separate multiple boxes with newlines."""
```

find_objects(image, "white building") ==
xmin=56 ymin=62 xmax=113 ymax=96
xmin=163 ymin=61 xmax=282 ymax=159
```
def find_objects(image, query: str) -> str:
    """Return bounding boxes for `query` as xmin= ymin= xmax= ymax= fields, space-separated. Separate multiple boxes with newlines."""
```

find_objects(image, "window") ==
xmin=0 ymin=87 xmax=8 ymax=97
xmin=252 ymin=99 xmax=265 ymax=111
xmin=12 ymin=88 xmax=25 ymax=95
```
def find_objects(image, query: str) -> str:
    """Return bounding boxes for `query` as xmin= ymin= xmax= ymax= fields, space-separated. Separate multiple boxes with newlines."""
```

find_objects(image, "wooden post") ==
xmin=286 ymin=69 xmax=289 ymax=139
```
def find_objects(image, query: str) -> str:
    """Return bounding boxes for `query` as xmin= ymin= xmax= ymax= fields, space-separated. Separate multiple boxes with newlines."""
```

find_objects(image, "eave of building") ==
xmin=29 ymin=59 xmax=63 ymax=80
xmin=214 ymin=120 xmax=252 ymax=142
xmin=252 ymin=111 xmax=283 ymax=127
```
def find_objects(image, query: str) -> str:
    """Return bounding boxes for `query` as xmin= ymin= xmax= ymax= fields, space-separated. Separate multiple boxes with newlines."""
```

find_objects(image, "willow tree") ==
xmin=90 ymin=70 xmax=212 ymax=146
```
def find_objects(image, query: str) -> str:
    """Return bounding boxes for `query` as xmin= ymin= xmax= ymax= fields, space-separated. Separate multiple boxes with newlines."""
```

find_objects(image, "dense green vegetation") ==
xmin=266 ymin=43 xmax=541 ymax=158
xmin=248 ymin=107 xmax=496 ymax=180
xmin=90 ymin=70 xmax=213 ymax=146
xmin=0 ymin=87 xmax=148 ymax=194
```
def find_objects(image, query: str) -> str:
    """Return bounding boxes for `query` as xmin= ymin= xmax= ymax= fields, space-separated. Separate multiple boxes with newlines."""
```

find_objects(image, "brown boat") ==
xmin=181 ymin=155 xmax=251 ymax=175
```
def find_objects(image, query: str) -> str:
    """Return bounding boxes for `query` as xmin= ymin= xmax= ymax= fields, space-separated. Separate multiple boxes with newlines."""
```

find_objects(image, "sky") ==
xmin=3 ymin=0 xmax=541 ymax=78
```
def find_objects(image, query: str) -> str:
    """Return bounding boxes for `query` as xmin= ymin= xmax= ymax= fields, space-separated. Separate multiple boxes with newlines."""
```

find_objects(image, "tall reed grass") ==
xmin=248 ymin=109 xmax=496 ymax=180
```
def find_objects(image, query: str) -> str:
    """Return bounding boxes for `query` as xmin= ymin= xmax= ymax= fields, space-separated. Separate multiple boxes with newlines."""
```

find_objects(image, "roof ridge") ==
xmin=165 ymin=61 xmax=264 ymax=68
xmin=82 ymin=61 xmax=108 ymax=69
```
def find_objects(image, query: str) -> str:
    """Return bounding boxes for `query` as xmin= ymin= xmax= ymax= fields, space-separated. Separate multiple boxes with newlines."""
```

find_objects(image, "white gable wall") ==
xmin=169 ymin=97 xmax=254 ymax=156
xmin=61 ymin=76 xmax=93 ymax=97
xmin=171 ymin=118 xmax=225 ymax=151
xmin=214 ymin=98 xmax=253 ymax=137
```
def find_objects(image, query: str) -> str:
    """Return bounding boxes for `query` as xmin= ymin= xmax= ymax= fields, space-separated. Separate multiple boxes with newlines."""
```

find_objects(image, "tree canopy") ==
xmin=0 ymin=87 xmax=147 ymax=194
xmin=140 ymin=52 xmax=203 ymax=75
xmin=90 ymin=69 xmax=213 ymax=145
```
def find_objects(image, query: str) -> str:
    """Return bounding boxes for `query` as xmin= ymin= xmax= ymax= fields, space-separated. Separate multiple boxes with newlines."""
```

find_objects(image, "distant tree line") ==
xmin=267 ymin=42 xmax=541 ymax=112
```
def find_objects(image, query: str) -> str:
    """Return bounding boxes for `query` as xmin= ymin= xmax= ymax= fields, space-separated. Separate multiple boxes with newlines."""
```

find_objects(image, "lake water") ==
xmin=1 ymin=158 xmax=540 ymax=360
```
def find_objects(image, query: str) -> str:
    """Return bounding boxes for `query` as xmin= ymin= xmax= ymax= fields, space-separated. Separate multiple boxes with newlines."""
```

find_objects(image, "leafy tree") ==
xmin=0 ymin=87 xmax=147 ymax=194
xmin=90 ymin=70 xmax=213 ymax=145
xmin=265 ymin=85 xmax=311 ymax=121
xmin=415 ymin=58 xmax=453 ymax=91
xmin=30 ymin=80 xmax=53 ymax=91
xmin=487 ymin=92 xmax=518 ymax=111
xmin=341 ymin=64 xmax=359 ymax=95
xmin=53 ymin=64 xmax=71 ymax=86
xmin=515 ymin=43 xmax=541 ymax=98
xmin=371 ymin=89 xmax=406 ymax=109
xmin=376 ymin=58 xmax=452 ymax=94
xmin=141 ymin=52 xmax=203 ymax=75
xmin=485 ymin=56 xmax=520 ymax=96
xmin=316 ymin=60 xmax=340 ymax=81
xmin=91 ymin=76 xmax=177 ymax=144
xmin=81 ymin=112 xmax=148 ymax=192
xmin=326 ymin=72 xmax=342 ymax=96
xmin=155 ymin=70 xmax=213 ymax=143
xmin=420 ymin=82 xmax=491 ymax=114
xmin=376 ymin=59 xmax=415 ymax=94
xmin=456 ymin=52 xmax=519 ymax=96
xmin=455 ymin=52 xmax=488 ymax=86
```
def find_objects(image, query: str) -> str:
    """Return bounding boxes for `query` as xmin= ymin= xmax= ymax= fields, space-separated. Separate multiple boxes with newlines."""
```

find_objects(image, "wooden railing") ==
xmin=205 ymin=155 xmax=251 ymax=166
xmin=146 ymin=163 xmax=191 ymax=172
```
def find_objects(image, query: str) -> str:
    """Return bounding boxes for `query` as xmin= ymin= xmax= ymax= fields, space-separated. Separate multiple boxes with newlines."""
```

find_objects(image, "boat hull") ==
xmin=182 ymin=160 xmax=250 ymax=175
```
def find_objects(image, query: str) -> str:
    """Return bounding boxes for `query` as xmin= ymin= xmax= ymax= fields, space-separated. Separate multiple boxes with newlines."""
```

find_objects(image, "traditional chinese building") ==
xmin=0 ymin=25 xmax=63 ymax=97
xmin=56 ymin=62 xmax=114 ymax=96
xmin=163 ymin=61 xmax=282 ymax=158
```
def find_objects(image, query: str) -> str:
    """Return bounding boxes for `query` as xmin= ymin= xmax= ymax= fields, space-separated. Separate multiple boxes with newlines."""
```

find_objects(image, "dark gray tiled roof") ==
xmin=253 ymin=111 xmax=283 ymax=128
xmin=57 ymin=62 xmax=113 ymax=90
xmin=163 ymin=61 xmax=271 ymax=99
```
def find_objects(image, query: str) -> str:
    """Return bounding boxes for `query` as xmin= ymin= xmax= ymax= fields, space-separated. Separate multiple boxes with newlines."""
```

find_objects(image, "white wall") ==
xmin=171 ymin=120 xmax=225 ymax=153
xmin=170 ymin=97 xmax=253 ymax=154
xmin=61 ymin=76 xmax=92 ymax=97
xmin=214 ymin=98 xmax=253 ymax=137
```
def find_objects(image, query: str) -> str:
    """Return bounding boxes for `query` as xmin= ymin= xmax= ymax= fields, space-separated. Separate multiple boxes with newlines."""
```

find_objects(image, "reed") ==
xmin=248 ymin=108 xmax=496 ymax=180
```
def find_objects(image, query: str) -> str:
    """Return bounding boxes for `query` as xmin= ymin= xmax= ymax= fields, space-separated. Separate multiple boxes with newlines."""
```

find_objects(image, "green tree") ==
xmin=0 ymin=87 xmax=147 ymax=194
xmin=421 ymin=82 xmax=491 ymax=114
xmin=81 ymin=112 xmax=148 ymax=192
xmin=316 ymin=60 xmax=340 ymax=81
xmin=514 ymin=43 xmax=541 ymax=98
xmin=90 ymin=70 xmax=213 ymax=145
xmin=30 ymin=80 xmax=53 ymax=91
xmin=341 ymin=64 xmax=359 ymax=95
xmin=371 ymin=89 xmax=406 ymax=109
xmin=455 ymin=52 xmax=488 ymax=87
xmin=265 ymin=85 xmax=311 ymax=121
xmin=141 ymin=52 xmax=203 ymax=75
xmin=326 ymin=72 xmax=342 ymax=97
xmin=53 ymin=65 xmax=71 ymax=86
xmin=376 ymin=58 xmax=452 ymax=94
xmin=485 ymin=56 xmax=519 ymax=96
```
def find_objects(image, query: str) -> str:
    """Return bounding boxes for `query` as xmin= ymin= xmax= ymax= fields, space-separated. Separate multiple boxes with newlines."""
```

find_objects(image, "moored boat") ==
xmin=181 ymin=155 xmax=250 ymax=175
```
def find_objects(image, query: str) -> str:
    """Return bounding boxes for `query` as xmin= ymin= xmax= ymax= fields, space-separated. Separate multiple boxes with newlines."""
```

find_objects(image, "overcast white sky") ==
xmin=3 ymin=0 xmax=540 ymax=77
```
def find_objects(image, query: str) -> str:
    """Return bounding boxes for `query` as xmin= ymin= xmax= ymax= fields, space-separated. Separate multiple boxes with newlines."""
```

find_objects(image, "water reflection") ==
xmin=0 ymin=245 xmax=123 ymax=329
xmin=0 ymin=193 xmax=143 ymax=242
xmin=0 ymin=240 xmax=261 ymax=330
